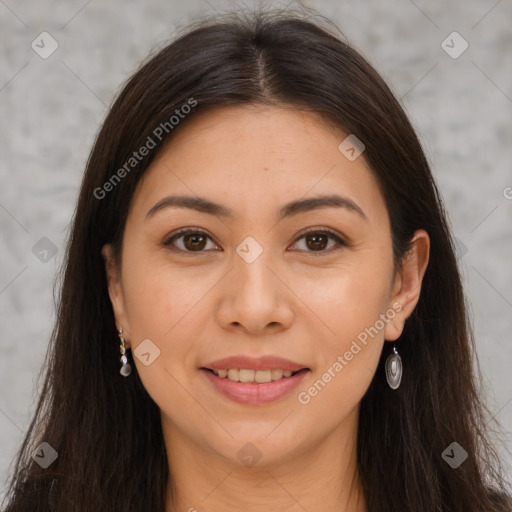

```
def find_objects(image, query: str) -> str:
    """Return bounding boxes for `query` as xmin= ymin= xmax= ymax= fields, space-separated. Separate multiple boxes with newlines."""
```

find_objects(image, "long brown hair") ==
xmin=2 ymin=6 xmax=511 ymax=511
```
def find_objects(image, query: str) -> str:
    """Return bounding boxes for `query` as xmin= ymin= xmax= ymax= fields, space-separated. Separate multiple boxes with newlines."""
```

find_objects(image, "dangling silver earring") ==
xmin=118 ymin=328 xmax=132 ymax=377
xmin=385 ymin=343 xmax=402 ymax=390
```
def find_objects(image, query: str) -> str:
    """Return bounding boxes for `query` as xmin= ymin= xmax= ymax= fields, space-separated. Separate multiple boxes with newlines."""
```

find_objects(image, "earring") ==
xmin=385 ymin=342 xmax=402 ymax=390
xmin=118 ymin=328 xmax=132 ymax=377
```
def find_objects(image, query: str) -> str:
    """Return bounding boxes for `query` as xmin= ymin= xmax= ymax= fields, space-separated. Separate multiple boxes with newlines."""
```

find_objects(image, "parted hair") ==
xmin=2 ymin=5 xmax=511 ymax=511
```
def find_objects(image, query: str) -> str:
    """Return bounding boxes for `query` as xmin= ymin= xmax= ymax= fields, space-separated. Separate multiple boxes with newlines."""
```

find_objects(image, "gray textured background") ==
xmin=1 ymin=0 xmax=511 ymax=493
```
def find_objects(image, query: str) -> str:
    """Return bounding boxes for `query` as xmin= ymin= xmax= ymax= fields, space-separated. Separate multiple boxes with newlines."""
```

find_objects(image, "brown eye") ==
xmin=182 ymin=232 xmax=208 ymax=251
xmin=163 ymin=227 xmax=346 ymax=255
xmin=164 ymin=229 xmax=218 ymax=252
xmin=291 ymin=229 xmax=346 ymax=254
xmin=305 ymin=233 xmax=329 ymax=251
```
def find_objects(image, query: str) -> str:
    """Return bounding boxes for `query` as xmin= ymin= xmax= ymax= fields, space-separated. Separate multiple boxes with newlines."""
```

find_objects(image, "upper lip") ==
xmin=202 ymin=355 xmax=309 ymax=372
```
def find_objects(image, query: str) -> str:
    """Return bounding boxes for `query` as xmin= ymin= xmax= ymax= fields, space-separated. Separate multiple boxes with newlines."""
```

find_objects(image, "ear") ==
xmin=384 ymin=229 xmax=430 ymax=341
xmin=101 ymin=243 xmax=131 ymax=348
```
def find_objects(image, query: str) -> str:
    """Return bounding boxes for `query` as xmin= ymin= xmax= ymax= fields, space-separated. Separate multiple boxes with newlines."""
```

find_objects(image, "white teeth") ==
xmin=227 ymin=369 xmax=239 ymax=381
xmin=239 ymin=369 xmax=255 ymax=383
xmin=255 ymin=370 xmax=271 ymax=383
xmin=212 ymin=368 xmax=297 ymax=382
xmin=271 ymin=369 xmax=283 ymax=380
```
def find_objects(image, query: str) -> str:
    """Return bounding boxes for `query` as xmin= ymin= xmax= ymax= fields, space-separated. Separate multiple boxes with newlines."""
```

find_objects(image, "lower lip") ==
xmin=200 ymin=368 xmax=310 ymax=405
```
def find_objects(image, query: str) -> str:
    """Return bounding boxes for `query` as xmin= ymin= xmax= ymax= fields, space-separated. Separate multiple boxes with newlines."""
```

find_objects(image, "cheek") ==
xmin=120 ymin=255 xmax=208 ymax=404
xmin=121 ymin=243 xmax=206 ymax=335
xmin=121 ymin=250 xmax=221 ymax=381
xmin=317 ymin=260 xmax=392 ymax=340
xmin=296 ymin=286 xmax=387 ymax=418
xmin=304 ymin=258 xmax=391 ymax=400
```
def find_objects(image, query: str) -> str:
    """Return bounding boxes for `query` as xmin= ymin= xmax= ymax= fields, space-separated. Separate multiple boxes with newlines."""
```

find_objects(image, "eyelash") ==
xmin=162 ymin=227 xmax=347 ymax=255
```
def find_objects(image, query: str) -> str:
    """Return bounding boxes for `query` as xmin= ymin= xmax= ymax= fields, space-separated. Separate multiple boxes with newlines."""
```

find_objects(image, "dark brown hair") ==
xmin=2 ymin=6 xmax=511 ymax=511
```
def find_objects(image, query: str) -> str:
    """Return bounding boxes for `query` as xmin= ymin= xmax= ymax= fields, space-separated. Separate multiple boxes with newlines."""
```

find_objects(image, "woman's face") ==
xmin=103 ymin=104 xmax=428 ymax=468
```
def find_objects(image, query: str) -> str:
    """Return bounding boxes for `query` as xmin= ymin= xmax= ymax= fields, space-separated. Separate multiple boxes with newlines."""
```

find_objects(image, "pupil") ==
xmin=186 ymin=234 xmax=205 ymax=250
xmin=307 ymin=234 xmax=327 ymax=250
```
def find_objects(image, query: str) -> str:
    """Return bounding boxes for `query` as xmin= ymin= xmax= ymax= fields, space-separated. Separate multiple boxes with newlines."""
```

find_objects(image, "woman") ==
xmin=2 ymin=6 xmax=510 ymax=512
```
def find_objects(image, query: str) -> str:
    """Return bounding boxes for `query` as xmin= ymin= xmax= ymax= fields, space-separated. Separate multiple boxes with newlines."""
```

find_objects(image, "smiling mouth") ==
xmin=201 ymin=368 xmax=307 ymax=383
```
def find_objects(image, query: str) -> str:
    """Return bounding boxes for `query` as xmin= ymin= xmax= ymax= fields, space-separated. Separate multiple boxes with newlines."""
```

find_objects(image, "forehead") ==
xmin=128 ymin=105 xmax=388 ymax=226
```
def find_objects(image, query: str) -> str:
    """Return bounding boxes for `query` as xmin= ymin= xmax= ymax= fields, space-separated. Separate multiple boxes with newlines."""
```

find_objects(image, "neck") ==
xmin=162 ymin=407 xmax=367 ymax=512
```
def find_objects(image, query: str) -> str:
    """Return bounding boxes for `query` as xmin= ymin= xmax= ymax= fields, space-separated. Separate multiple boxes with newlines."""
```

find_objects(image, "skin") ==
xmin=102 ymin=104 xmax=430 ymax=512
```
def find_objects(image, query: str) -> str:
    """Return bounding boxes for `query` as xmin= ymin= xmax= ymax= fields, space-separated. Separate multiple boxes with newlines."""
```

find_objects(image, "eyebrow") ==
xmin=145 ymin=193 xmax=368 ymax=222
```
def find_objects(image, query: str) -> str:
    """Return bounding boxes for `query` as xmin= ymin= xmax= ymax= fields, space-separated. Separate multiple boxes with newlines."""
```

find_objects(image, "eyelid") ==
xmin=162 ymin=226 xmax=348 ymax=252
xmin=291 ymin=226 xmax=347 ymax=253
xmin=163 ymin=227 xmax=218 ymax=249
xmin=295 ymin=226 xmax=346 ymax=241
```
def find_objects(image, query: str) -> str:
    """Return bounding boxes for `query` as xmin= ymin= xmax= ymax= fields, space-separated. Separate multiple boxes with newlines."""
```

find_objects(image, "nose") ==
xmin=215 ymin=246 xmax=294 ymax=336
